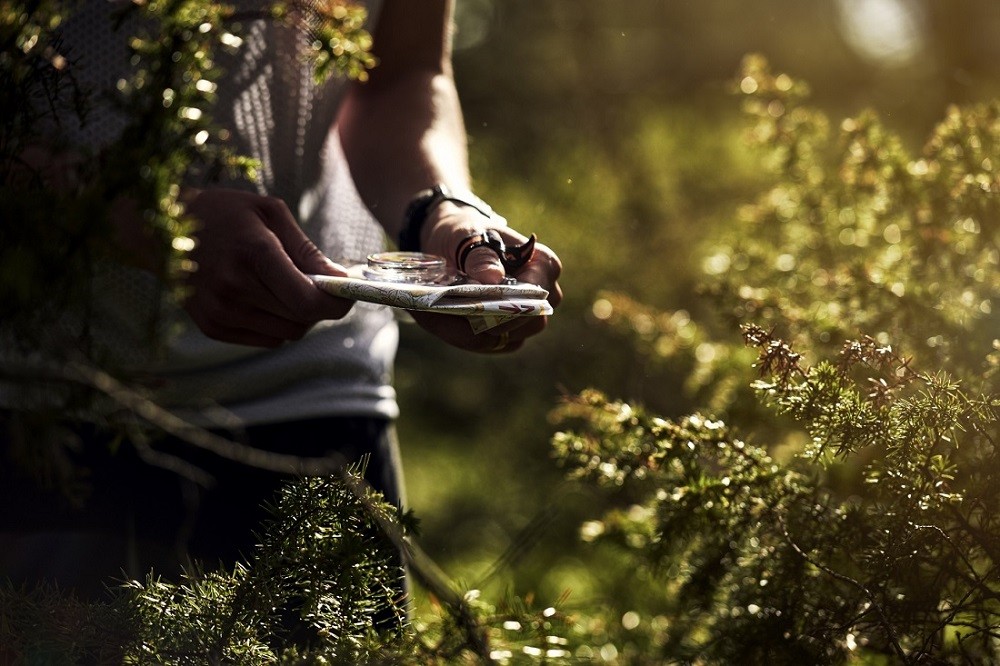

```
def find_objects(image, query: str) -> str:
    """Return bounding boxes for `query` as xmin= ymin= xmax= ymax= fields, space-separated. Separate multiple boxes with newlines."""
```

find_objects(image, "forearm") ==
xmin=338 ymin=67 xmax=471 ymax=241
xmin=336 ymin=0 xmax=471 ymax=242
xmin=333 ymin=1 xmax=561 ymax=354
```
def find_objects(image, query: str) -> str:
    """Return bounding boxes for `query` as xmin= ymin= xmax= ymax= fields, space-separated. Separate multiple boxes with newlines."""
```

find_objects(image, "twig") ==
xmin=336 ymin=467 xmax=492 ymax=660
xmin=474 ymin=489 xmax=565 ymax=588
xmin=778 ymin=513 xmax=910 ymax=663
xmin=62 ymin=361 xmax=348 ymax=476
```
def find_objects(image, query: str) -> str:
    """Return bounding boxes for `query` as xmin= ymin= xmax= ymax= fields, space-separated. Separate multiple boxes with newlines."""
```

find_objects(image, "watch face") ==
xmin=363 ymin=251 xmax=449 ymax=284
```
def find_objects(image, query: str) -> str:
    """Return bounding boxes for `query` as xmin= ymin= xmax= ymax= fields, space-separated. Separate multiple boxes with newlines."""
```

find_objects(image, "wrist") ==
xmin=398 ymin=183 xmax=503 ymax=252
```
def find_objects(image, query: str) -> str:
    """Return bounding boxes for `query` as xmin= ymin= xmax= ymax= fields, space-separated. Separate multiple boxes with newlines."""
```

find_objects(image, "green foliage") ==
xmin=2 ymin=0 xmax=579 ymax=661
xmin=0 ymin=0 xmax=375 ymax=362
xmin=124 ymin=475 xmax=409 ymax=664
xmin=595 ymin=55 xmax=1000 ymax=410
xmin=715 ymin=55 xmax=1000 ymax=375
xmin=554 ymin=345 xmax=1000 ymax=663
xmin=0 ymin=474 xmax=408 ymax=663
xmin=411 ymin=590 xmax=575 ymax=665
xmin=286 ymin=0 xmax=377 ymax=83
xmin=1 ymin=473 xmax=410 ymax=663
xmin=555 ymin=57 xmax=1000 ymax=663
xmin=0 ymin=0 xmax=82 ymax=147
xmin=1 ymin=471 xmax=576 ymax=664
xmin=10 ymin=0 xmax=1000 ymax=660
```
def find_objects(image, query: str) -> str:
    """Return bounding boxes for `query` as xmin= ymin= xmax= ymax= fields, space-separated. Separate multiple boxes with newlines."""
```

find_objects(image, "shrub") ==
xmin=559 ymin=56 xmax=1000 ymax=664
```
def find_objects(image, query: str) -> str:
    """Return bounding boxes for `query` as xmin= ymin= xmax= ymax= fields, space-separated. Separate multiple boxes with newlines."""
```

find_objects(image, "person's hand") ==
xmin=409 ymin=201 xmax=563 ymax=353
xmin=181 ymin=188 xmax=354 ymax=348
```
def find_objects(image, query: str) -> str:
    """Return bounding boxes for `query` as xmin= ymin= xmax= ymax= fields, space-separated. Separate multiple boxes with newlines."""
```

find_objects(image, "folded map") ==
xmin=312 ymin=266 xmax=552 ymax=333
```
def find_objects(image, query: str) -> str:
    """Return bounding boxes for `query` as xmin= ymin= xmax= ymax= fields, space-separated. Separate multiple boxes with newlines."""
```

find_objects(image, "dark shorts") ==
xmin=0 ymin=415 xmax=404 ymax=600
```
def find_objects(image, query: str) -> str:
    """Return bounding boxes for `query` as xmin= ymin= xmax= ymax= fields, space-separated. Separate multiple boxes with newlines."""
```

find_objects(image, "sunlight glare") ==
xmin=835 ymin=0 xmax=925 ymax=67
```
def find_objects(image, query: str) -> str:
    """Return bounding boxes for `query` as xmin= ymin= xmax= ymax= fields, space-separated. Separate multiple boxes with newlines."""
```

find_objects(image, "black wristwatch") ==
xmin=398 ymin=184 xmax=498 ymax=252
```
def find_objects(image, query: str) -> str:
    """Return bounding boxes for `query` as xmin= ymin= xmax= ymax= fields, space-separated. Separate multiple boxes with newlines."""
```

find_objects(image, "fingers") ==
xmin=183 ymin=189 xmax=355 ymax=347
xmin=484 ymin=316 xmax=547 ymax=353
xmin=409 ymin=311 xmax=547 ymax=354
xmin=249 ymin=238 xmax=354 ymax=322
xmin=255 ymin=197 xmax=341 ymax=277
xmin=413 ymin=204 xmax=562 ymax=353
xmin=475 ymin=316 xmax=548 ymax=354
xmin=455 ymin=228 xmax=561 ymax=304
xmin=484 ymin=331 xmax=525 ymax=354
xmin=184 ymin=280 xmax=323 ymax=345
xmin=248 ymin=196 xmax=354 ymax=319
xmin=513 ymin=241 xmax=563 ymax=307
xmin=188 ymin=308 xmax=307 ymax=348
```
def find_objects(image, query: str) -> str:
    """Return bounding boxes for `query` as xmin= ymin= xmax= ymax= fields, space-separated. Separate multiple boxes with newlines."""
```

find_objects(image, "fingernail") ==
xmin=324 ymin=258 xmax=348 ymax=274
xmin=467 ymin=252 xmax=505 ymax=284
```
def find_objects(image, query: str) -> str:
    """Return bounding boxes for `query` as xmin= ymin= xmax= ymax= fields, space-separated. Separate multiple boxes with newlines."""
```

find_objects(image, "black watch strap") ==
xmin=398 ymin=184 xmax=497 ymax=252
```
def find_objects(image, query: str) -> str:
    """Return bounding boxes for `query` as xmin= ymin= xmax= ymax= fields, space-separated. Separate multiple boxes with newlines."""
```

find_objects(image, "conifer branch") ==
xmin=777 ymin=513 xmax=909 ymax=662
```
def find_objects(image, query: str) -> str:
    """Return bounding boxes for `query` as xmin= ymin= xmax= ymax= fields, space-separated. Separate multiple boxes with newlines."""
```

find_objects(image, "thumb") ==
xmin=284 ymin=229 xmax=345 ymax=277
xmin=311 ymin=253 xmax=350 ymax=278
xmin=462 ymin=246 xmax=506 ymax=285
xmin=260 ymin=197 xmax=346 ymax=277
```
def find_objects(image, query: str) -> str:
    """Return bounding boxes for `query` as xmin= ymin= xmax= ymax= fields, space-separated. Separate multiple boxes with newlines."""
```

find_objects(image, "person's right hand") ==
xmin=181 ymin=188 xmax=354 ymax=348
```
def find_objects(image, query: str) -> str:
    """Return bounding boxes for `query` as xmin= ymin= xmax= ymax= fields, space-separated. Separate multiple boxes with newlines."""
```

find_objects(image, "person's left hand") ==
xmin=408 ymin=201 xmax=563 ymax=353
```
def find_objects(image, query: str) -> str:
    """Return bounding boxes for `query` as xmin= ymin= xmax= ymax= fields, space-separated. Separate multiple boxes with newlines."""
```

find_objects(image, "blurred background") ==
xmin=394 ymin=0 xmax=1000 ymax=614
